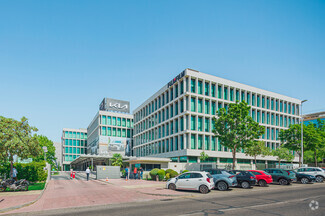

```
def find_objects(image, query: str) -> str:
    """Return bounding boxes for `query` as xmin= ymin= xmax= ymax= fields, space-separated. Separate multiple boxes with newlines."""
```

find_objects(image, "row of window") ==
xmin=64 ymin=147 xmax=86 ymax=154
xmin=64 ymin=139 xmax=87 ymax=146
xmin=100 ymin=115 xmax=133 ymax=128
xmin=134 ymin=76 xmax=300 ymax=124
xmin=64 ymin=154 xmax=80 ymax=162
xmin=100 ymin=127 xmax=132 ymax=138
xmin=64 ymin=131 xmax=87 ymax=139
xmin=134 ymin=133 xmax=282 ymax=157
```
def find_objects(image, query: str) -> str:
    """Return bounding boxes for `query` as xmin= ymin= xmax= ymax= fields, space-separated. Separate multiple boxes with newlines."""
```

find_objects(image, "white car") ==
xmin=166 ymin=171 xmax=214 ymax=194
xmin=295 ymin=167 xmax=325 ymax=183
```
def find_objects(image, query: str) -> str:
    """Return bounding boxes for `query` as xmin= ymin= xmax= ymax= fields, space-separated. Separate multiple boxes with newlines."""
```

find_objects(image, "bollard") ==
xmin=156 ymin=175 xmax=159 ymax=181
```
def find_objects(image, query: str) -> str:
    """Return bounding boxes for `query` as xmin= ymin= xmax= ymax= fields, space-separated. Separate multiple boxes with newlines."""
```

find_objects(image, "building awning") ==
xmin=125 ymin=157 xmax=171 ymax=164
xmin=70 ymin=154 xmax=131 ymax=165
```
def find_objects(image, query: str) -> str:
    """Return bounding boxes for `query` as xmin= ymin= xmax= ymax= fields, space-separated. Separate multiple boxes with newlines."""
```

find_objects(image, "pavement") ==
xmin=0 ymin=191 xmax=41 ymax=212
xmin=2 ymin=172 xmax=187 ymax=214
xmin=4 ymin=182 xmax=324 ymax=216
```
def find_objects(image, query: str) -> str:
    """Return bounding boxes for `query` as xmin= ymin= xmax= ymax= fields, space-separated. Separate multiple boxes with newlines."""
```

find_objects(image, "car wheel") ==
xmin=300 ymin=177 xmax=309 ymax=184
xmin=241 ymin=181 xmax=250 ymax=189
xmin=216 ymin=181 xmax=228 ymax=191
xmin=199 ymin=185 xmax=209 ymax=194
xmin=258 ymin=180 xmax=267 ymax=187
xmin=279 ymin=178 xmax=288 ymax=185
xmin=168 ymin=183 xmax=176 ymax=190
xmin=316 ymin=176 xmax=324 ymax=183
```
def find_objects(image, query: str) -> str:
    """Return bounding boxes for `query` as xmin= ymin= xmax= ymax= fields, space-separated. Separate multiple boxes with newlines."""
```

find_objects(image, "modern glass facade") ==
xmin=62 ymin=128 xmax=87 ymax=171
xmin=133 ymin=68 xmax=301 ymax=164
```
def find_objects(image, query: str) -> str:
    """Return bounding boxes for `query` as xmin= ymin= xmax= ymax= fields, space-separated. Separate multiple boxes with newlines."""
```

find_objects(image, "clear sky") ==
xmin=0 ymin=0 xmax=324 ymax=143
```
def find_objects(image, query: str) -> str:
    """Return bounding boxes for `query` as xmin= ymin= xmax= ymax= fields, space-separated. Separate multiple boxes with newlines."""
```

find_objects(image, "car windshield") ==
xmin=264 ymin=172 xmax=271 ymax=175
xmin=221 ymin=170 xmax=232 ymax=176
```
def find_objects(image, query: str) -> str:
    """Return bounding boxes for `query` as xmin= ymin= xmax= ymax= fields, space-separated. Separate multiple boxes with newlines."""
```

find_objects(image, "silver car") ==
xmin=166 ymin=171 xmax=215 ymax=194
xmin=295 ymin=167 xmax=325 ymax=183
xmin=204 ymin=169 xmax=238 ymax=191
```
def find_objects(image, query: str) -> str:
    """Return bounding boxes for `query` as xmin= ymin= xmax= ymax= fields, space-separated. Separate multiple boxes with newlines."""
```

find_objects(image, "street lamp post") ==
xmin=300 ymin=100 xmax=307 ymax=167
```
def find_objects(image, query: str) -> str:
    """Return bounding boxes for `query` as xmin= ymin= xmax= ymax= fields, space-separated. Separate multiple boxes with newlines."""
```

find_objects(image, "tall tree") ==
xmin=0 ymin=116 xmax=41 ymax=177
xmin=306 ymin=119 xmax=325 ymax=166
xmin=245 ymin=141 xmax=271 ymax=166
xmin=272 ymin=146 xmax=294 ymax=168
xmin=111 ymin=153 xmax=123 ymax=167
xmin=213 ymin=101 xmax=265 ymax=169
xmin=33 ymin=135 xmax=57 ymax=166
xmin=200 ymin=151 xmax=209 ymax=162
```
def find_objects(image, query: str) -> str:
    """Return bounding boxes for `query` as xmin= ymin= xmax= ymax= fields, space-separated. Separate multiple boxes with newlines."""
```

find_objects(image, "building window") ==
xmin=252 ymin=94 xmax=255 ymax=106
xmin=102 ymin=127 xmax=106 ymax=136
xmin=198 ymin=80 xmax=203 ymax=94
xmin=257 ymin=95 xmax=260 ymax=107
xmin=246 ymin=93 xmax=250 ymax=105
xmin=204 ymin=100 xmax=209 ymax=114
xmin=218 ymin=86 xmax=222 ymax=99
xmin=191 ymin=97 xmax=196 ymax=112
xmin=230 ymin=89 xmax=234 ymax=101
xmin=191 ymin=79 xmax=196 ymax=93
xmin=198 ymin=135 xmax=203 ymax=150
xmin=205 ymin=118 xmax=209 ymax=132
xmin=271 ymin=99 xmax=274 ymax=110
xmin=198 ymin=99 xmax=203 ymax=113
xmin=191 ymin=135 xmax=196 ymax=149
xmin=198 ymin=117 xmax=203 ymax=131
xmin=224 ymin=87 xmax=228 ymax=100
xmin=112 ymin=117 xmax=116 ymax=126
xmin=191 ymin=116 xmax=196 ymax=131
xmin=211 ymin=137 xmax=216 ymax=151
xmin=241 ymin=92 xmax=245 ymax=102
xmin=211 ymin=102 xmax=216 ymax=115
xmin=211 ymin=84 xmax=216 ymax=97
xmin=205 ymin=82 xmax=209 ymax=96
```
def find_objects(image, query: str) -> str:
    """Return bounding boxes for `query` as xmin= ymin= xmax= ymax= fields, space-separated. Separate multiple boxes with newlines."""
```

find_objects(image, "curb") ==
xmin=0 ymin=164 xmax=51 ymax=214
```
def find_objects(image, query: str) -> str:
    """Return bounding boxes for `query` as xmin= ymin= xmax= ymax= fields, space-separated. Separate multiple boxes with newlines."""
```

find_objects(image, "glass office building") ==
xmin=133 ymin=68 xmax=302 ymax=165
xmin=61 ymin=128 xmax=87 ymax=171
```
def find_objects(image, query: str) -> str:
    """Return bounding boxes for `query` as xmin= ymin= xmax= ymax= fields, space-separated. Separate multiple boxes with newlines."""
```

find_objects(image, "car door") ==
xmin=304 ymin=168 xmax=316 ymax=176
xmin=189 ymin=173 xmax=204 ymax=189
xmin=176 ymin=173 xmax=191 ymax=189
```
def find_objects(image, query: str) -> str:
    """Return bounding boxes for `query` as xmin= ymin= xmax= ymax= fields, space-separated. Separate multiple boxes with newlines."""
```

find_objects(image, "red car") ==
xmin=248 ymin=170 xmax=273 ymax=187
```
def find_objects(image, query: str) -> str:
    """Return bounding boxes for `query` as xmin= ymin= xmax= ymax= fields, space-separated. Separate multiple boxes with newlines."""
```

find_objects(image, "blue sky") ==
xmin=0 ymin=0 xmax=324 ymax=143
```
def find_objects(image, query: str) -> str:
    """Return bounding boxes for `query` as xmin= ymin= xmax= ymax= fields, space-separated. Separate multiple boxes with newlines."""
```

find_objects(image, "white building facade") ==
xmin=133 ymin=68 xmax=301 ymax=166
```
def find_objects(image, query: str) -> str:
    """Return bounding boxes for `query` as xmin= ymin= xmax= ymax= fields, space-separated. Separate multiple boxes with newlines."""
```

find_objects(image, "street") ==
xmin=5 ymin=183 xmax=324 ymax=216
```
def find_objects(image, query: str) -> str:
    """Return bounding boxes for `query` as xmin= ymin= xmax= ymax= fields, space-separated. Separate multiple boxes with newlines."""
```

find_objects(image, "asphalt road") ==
xmin=6 ymin=183 xmax=324 ymax=216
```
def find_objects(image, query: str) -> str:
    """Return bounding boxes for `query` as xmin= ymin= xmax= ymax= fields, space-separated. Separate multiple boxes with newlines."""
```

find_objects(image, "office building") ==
xmin=133 ymin=68 xmax=302 ymax=166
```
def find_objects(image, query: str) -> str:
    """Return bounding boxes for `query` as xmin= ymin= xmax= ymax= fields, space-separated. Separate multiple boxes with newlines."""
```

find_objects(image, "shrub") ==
xmin=0 ymin=161 xmax=47 ymax=182
xmin=170 ymin=170 xmax=179 ymax=178
xmin=157 ymin=169 xmax=165 ymax=181
xmin=182 ymin=170 xmax=189 ymax=173
xmin=149 ymin=168 xmax=160 ymax=180
xmin=165 ymin=173 xmax=171 ymax=180
xmin=165 ymin=169 xmax=174 ymax=174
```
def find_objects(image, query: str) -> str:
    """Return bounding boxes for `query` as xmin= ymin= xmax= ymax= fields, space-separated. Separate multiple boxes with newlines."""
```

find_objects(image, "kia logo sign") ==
xmin=99 ymin=98 xmax=130 ymax=113
xmin=109 ymin=103 xmax=128 ymax=110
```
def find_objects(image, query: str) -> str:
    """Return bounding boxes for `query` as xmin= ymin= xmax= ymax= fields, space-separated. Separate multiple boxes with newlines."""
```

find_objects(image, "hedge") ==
xmin=0 ymin=161 xmax=47 ymax=182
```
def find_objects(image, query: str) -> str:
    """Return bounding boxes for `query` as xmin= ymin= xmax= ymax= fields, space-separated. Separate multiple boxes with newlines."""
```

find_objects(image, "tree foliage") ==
xmin=272 ymin=146 xmax=294 ymax=168
xmin=245 ymin=141 xmax=271 ymax=165
xmin=0 ymin=116 xmax=42 ymax=177
xmin=213 ymin=101 xmax=265 ymax=169
xmin=200 ymin=151 xmax=209 ymax=162
xmin=33 ymin=135 xmax=57 ymax=167
xmin=111 ymin=153 xmax=123 ymax=167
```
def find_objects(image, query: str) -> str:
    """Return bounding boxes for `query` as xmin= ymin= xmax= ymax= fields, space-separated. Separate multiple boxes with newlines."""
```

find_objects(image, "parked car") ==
xmin=204 ymin=169 xmax=237 ymax=191
xmin=263 ymin=168 xmax=297 ymax=185
xmin=294 ymin=167 xmax=325 ymax=183
xmin=166 ymin=171 xmax=214 ymax=194
xmin=248 ymin=170 xmax=273 ymax=187
xmin=228 ymin=170 xmax=256 ymax=189
xmin=287 ymin=170 xmax=316 ymax=184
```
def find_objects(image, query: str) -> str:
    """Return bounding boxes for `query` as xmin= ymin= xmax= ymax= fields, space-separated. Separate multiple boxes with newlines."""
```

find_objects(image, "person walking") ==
xmin=140 ymin=167 xmax=143 ymax=180
xmin=133 ymin=167 xmax=138 ymax=180
xmin=12 ymin=167 xmax=18 ymax=181
xmin=125 ymin=166 xmax=129 ymax=181
xmin=86 ymin=167 xmax=90 ymax=181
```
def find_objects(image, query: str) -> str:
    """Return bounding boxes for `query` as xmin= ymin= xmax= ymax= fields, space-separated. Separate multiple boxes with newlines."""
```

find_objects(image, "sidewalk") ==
xmin=0 ymin=190 xmax=41 ymax=212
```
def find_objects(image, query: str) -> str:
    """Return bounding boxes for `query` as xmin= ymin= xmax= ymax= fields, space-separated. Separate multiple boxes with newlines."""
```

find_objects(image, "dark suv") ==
xmin=264 ymin=168 xmax=297 ymax=185
xmin=229 ymin=170 xmax=257 ymax=189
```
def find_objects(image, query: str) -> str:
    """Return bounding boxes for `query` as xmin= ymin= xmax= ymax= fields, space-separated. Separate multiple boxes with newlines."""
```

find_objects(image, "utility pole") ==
xmin=300 ymin=100 xmax=307 ymax=167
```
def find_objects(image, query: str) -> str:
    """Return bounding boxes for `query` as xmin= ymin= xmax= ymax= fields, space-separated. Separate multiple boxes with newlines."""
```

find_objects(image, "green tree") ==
xmin=0 ymin=116 xmax=42 ymax=178
xmin=213 ymin=101 xmax=265 ymax=169
xmin=200 ymin=151 xmax=209 ymax=162
xmin=245 ymin=141 xmax=271 ymax=166
xmin=306 ymin=119 xmax=325 ymax=166
xmin=33 ymin=135 xmax=57 ymax=167
xmin=272 ymin=146 xmax=294 ymax=168
xmin=111 ymin=153 xmax=123 ymax=167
